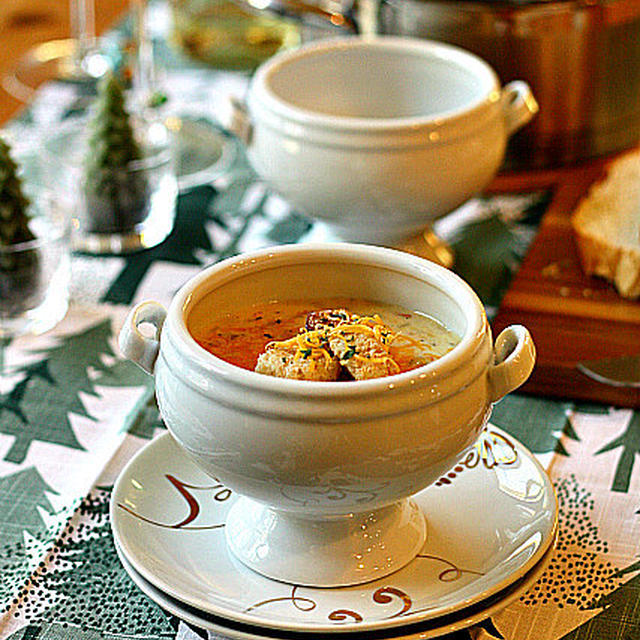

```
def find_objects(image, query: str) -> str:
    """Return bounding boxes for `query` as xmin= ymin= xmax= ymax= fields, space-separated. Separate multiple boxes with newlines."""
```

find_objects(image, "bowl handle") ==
xmin=222 ymin=96 xmax=253 ymax=146
xmin=118 ymin=301 xmax=167 ymax=376
xmin=488 ymin=325 xmax=536 ymax=403
xmin=501 ymin=81 xmax=539 ymax=136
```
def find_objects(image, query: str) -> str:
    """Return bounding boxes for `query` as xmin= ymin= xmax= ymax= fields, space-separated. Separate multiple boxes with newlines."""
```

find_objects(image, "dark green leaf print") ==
xmin=490 ymin=394 xmax=578 ymax=456
xmin=0 ymin=321 xmax=115 ymax=463
xmin=450 ymin=215 xmax=529 ymax=308
xmin=266 ymin=212 xmax=312 ymax=244
xmin=123 ymin=395 xmax=165 ymax=440
xmin=7 ymin=489 xmax=175 ymax=639
xmin=93 ymin=358 xmax=157 ymax=438
xmin=559 ymin=560 xmax=640 ymax=639
xmin=596 ymin=411 xmax=640 ymax=493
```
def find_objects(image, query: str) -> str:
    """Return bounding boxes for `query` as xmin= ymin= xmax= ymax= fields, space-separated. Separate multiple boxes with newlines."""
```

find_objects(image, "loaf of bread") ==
xmin=572 ymin=149 xmax=640 ymax=299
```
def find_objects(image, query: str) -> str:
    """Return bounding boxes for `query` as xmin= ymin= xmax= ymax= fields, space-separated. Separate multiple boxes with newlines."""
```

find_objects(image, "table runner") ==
xmin=1 ymin=5 xmax=639 ymax=639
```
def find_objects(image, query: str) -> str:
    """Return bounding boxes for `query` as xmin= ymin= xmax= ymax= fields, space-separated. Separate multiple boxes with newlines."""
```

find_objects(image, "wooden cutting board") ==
xmin=490 ymin=155 xmax=640 ymax=408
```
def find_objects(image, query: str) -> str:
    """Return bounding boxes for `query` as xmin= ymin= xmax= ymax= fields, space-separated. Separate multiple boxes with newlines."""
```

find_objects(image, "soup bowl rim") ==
xmin=248 ymin=36 xmax=502 ymax=133
xmin=161 ymin=243 xmax=490 ymax=399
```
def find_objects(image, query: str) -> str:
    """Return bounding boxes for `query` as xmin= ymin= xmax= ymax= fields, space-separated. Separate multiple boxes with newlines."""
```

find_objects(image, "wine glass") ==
xmin=1 ymin=0 xmax=111 ymax=107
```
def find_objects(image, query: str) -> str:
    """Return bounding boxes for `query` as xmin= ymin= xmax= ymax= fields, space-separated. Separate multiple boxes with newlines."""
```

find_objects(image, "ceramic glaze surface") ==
xmin=110 ymin=427 xmax=558 ymax=633
xmin=227 ymin=37 xmax=538 ymax=244
xmin=118 ymin=243 xmax=536 ymax=586
xmin=115 ymin=538 xmax=557 ymax=640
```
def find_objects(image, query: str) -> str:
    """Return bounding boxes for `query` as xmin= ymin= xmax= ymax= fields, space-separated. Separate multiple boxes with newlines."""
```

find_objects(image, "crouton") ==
xmin=255 ymin=343 xmax=341 ymax=381
xmin=328 ymin=329 xmax=399 ymax=380
xmin=306 ymin=309 xmax=401 ymax=380
xmin=255 ymin=308 xmax=401 ymax=381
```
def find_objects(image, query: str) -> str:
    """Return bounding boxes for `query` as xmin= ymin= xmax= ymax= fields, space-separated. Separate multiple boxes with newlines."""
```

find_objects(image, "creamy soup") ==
xmin=189 ymin=298 xmax=460 ymax=379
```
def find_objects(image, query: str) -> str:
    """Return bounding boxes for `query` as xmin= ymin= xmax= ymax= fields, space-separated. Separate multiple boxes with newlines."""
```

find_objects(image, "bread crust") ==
xmin=571 ymin=150 xmax=640 ymax=299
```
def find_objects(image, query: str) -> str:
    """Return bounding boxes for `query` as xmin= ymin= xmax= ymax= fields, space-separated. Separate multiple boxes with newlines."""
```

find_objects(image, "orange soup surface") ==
xmin=189 ymin=298 xmax=460 ymax=377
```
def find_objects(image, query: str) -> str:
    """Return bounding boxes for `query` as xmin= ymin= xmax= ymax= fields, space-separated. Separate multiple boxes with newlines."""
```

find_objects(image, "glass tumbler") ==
xmin=44 ymin=117 xmax=178 ymax=254
xmin=0 ymin=190 xmax=71 ymax=340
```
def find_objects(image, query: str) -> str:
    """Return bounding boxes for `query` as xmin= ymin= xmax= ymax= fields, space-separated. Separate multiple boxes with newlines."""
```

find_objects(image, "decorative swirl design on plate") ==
xmin=118 ymin=473 xmax=231 ymax=530
xmin=245 ymin=585 xmax=413 ymax=624
xmin=327 ymin=609 xmax=363 ymax=623
xmin=326 ymin=586 xmax=412 ymax=623
xmin=416 ymin=554 xmax=484 ymax=582
xmin=244 ymin=586 xmax=316 ymax=614
xmin=372 ymin=586 xmax=412 ymax=616
xmin=435 ymin=428 xmax=518 ymax=486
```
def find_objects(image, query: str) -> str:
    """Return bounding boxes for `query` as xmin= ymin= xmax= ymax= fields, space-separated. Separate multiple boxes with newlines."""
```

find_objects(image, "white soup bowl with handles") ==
xmin=118 ymin=243 xmax=536 ymax=587
xmin=226 ymin=36 xmax=538 ymax=245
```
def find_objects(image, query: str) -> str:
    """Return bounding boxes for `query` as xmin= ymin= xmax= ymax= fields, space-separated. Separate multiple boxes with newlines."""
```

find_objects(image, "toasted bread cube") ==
xmin=306 ymin=309 xmax=399 ymax=380
xmin=328 ymin=331 xmax=398 ymax=380
xmin=255 ymin=345 xmax=340 ymax=381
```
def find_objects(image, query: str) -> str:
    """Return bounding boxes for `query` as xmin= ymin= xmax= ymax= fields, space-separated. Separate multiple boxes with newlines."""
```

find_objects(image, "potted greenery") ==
xmin=82 ymin=72 xmax=150 ymax=234
xmin=0 ymin=136 xmax=41 ymax=317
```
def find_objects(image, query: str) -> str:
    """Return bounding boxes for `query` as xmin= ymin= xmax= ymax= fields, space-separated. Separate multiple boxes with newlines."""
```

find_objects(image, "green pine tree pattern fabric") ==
xmin=1 ymin=16 xmax=640 ymax=640
xmin=3 ymin=489 xmax=176 ymax=640
xmin=0 ymin=321 xmax=115 ymax=463
xmin=0 ymin=467 xmax=57 ymax=544
xmin=102 ymin=185 xmax=220 ymax=305
xmin=596 ymin=412 xmax=640 ymax=493
xmin=559 ymin=560 xmax=640 ymax=639
xmin=0 ymin=468 xmax=60 ymax=613
xmin=491 ymin=394 xmax=578 ymax=457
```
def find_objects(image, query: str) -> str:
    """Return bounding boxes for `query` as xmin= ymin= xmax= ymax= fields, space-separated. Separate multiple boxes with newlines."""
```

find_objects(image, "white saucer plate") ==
xmin=111 ymin=427 xmax=557 ymax=634
xmin=116 ymin=534 xmax=556 ymax=640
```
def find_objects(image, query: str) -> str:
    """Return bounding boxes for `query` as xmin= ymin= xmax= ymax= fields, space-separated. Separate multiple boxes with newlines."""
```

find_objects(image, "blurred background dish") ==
xmin=246 ymin=0 xmax=640 ymax=169
xmin=165 ymin=114 xmax=240 ymax=191
xmin=227 ymin=37 xmax=538 ymax=248
xmin=167 ymin=0 xmax=301 ymax=70
xmin=2 ymin=0 xmax=112 ymax=109
xmin=378 ymin=0 xmax=640 ymax=169
xmin=1 ymin=37 xmax=109 ymax=107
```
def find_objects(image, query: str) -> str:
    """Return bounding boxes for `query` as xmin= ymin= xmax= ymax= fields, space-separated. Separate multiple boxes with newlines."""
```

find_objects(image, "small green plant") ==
xmin=0 ymin=136 xmax=40 ymax=316
xmin=83 ymin=72 xmax=149 ymax=233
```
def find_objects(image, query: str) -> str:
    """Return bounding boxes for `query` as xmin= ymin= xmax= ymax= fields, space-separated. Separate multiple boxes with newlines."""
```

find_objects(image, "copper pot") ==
xmin=378 ymin=0 xmax=640 ymax=169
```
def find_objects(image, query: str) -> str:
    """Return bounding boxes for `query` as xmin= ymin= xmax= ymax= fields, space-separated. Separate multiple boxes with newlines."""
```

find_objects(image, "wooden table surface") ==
xmin=491 ymin=154 xmax=640 ymax=408
xmin=0 ymin=0 xmax=129 ymax=125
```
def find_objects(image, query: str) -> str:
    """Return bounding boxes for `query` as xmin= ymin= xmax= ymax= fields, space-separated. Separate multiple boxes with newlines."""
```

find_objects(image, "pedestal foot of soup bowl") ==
xmin=225 ymin=497 xmax=427 ymax=587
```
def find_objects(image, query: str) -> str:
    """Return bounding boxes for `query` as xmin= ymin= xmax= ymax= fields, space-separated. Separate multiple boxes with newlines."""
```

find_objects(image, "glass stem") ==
xmin=70 ymin=0 xmax=96 ymax=72
xmin=132 ymin=0 xmax=155 ymax=111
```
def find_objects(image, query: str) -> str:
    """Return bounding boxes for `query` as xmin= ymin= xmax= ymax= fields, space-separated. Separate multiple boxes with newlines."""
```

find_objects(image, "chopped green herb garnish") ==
xmin=342 ymin=347 xmax=356 ymax=361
